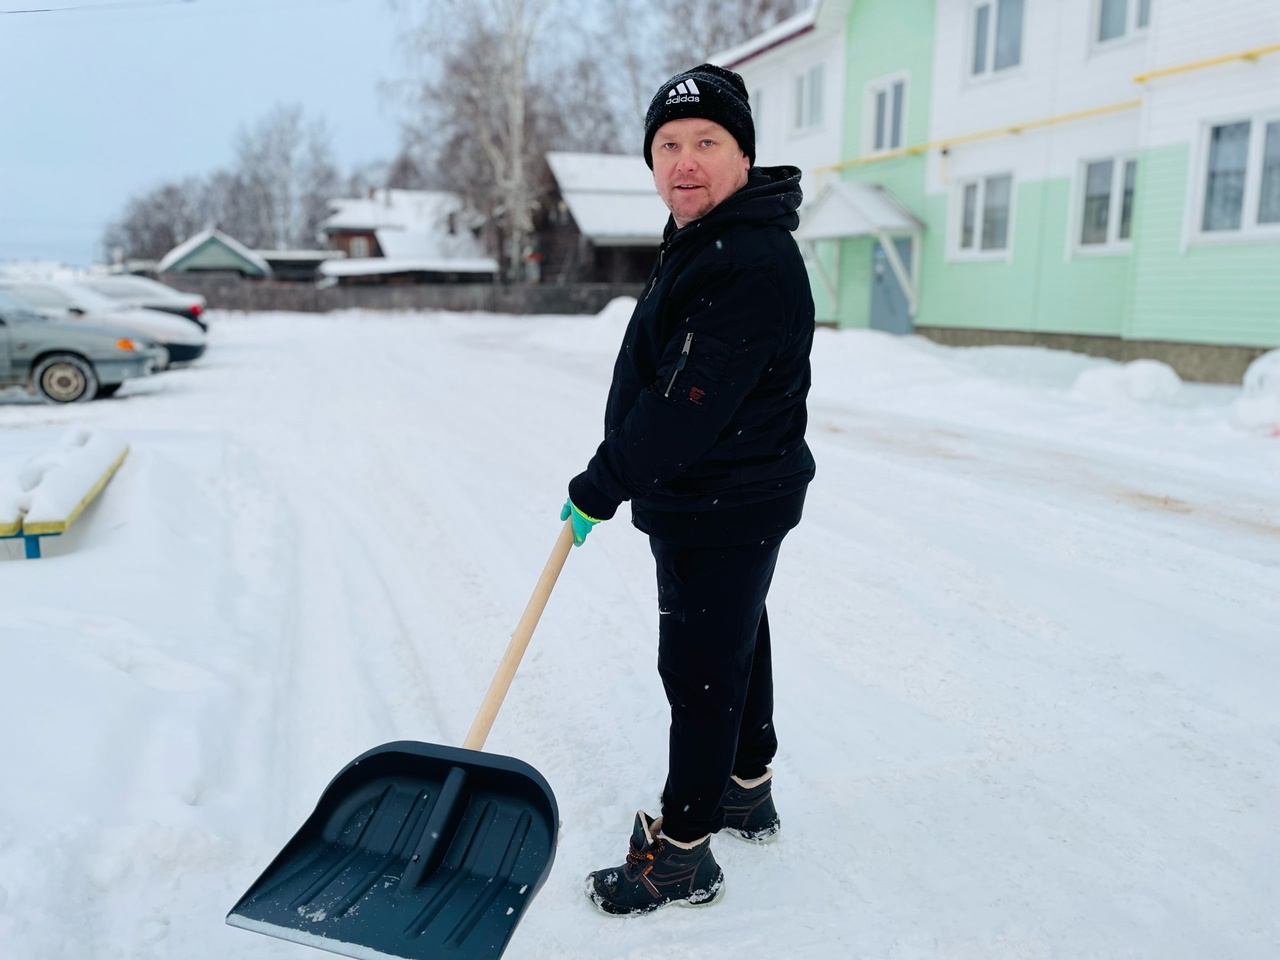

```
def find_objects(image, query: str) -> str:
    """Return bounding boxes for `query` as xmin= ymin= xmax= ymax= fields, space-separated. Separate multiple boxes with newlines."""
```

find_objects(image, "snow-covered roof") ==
xmin=319 ymin=189 xmax=493 ymax=265
xmin=319 ymin=189 xmax=471 ymax=234
xmin=711 ymin=6 xmax=818 ymax=69
xmin=157 ymin=229 xmax=271 ymax=275
xmin=318 ymin=257 xmax=498 ymax=278
xmin=373 ymin=226 xmax=491 ymax=262
xmin=545 ymin=152 xmax=667 ymax=246
xmin=796 ymin=181 xmax=924 ymax=241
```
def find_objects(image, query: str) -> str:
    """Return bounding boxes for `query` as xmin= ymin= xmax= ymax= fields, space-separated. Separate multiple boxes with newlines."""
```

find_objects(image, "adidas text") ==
xmin=667 ymin=95 xmax=700 ymax=104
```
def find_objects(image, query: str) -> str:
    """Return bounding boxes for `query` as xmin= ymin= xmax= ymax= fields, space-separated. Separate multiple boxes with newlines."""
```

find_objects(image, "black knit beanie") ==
xmin=643 ymin=63 xmax=755 ymax=169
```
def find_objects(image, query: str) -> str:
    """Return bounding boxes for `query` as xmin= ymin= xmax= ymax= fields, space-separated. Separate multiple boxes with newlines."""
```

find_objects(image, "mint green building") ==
xmin=720 ymin=0 xmax=1280 ymax=381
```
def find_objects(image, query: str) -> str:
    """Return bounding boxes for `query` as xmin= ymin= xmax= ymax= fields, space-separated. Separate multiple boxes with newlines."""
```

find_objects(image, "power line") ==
xmin=0 ymin=0 xmax=194 ymax=14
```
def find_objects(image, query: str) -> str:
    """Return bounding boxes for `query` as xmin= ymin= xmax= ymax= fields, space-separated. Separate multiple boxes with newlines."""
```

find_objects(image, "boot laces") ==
xmin=625 ymin=839 xmax=664 ymax=868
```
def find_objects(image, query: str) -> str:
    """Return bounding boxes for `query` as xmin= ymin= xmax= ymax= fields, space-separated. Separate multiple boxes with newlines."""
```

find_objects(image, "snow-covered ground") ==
xmin=1 ymin=305 xmax=1276 ymax=960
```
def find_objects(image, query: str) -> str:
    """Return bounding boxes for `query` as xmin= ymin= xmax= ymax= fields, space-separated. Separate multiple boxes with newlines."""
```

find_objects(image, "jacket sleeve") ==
xmin=568 ymin=266 xmax=785 ymax=520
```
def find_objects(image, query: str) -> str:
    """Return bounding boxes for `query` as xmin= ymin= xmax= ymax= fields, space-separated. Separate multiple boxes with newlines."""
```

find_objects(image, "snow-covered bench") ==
xmin=0 ymin=429 xmax=129 ymax=559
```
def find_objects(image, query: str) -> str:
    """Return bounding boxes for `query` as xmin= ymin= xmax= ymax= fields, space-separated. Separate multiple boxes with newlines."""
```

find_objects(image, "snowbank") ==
xmin=2 ymin=428 xmax=128 ymax=530
xmin=22 ymin=428 xmax=128 ymax=528
xmin=1071 ymin=358 xmax=1183 ymax=405
xmin=596 ymin=296 xmax=637 ymax=325
xmin=1233 ymin=348 xmax=1280 ymax=434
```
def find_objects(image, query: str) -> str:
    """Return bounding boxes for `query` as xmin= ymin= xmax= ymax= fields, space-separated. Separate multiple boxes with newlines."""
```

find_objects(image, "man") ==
xmin=561 ymin=63 xmax=816 ymax=915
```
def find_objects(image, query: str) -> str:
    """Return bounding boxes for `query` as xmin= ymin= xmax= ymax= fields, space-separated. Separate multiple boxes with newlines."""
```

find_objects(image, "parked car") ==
xmin=0 ymin=291 xmax=166 ymax=402
xmin=0 ymin=280 xmax=206 ymax=365
xmin=78 ymin=275 xmax=208 ymax=330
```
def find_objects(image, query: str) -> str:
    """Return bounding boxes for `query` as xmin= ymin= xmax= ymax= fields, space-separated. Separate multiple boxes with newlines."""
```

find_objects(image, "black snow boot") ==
xmin=585 ymin=811 xmax=725 ymax=916
xmin=721 ymin=769 xmax=780 ymax=843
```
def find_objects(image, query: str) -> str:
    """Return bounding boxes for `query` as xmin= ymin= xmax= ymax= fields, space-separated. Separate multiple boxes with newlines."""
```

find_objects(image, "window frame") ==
xmin=864 ymin=71 xmax=910 ymax=156
xmin=1072 ymin=153 xmax=1139 ymax=256
xmin=949 ymin=172 xmax=1017 ymax=261
xmin=792 ymin=62 xmax=825 ymax=134
xmin=1092 ymin=0 xmax=1151 ymax=49
xmin=1188 ymin=111 xmax=1280 ymax=246
xmin=968 ymin=0 xmax=1026 ymax=81
xmin=349 ymin=235 xmax=370 ymax=259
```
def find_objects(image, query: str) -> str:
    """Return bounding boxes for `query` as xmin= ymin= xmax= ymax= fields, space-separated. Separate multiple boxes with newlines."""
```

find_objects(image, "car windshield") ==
xmin=0 ymin=290 xmax=50 ymax=322
xmin=56 ymin=283 xmax=125 ymax=311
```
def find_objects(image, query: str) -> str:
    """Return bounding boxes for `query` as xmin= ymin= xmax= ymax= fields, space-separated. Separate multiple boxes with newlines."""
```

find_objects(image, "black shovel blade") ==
xmin=227 ymin=741 xmax=558 ymax=960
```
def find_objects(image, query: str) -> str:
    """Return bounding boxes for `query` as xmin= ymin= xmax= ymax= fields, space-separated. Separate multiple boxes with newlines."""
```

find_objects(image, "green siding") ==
xmin=835 ymin=236 xmax=874 ymax=328
xmin=826 ymin=0 xmax=935 ymax=329
xmin=841 ymin=0 xmax=935 ymax=165
xmin=1033 ymin=179 xmax=1130 ymax=337
xmin=917 ymin=179 xmax=1131 ymax=336
xmin=174 ymin=238 xmax=266 ymax=276
xmin=1128 ymin=144 xmax=1280 ymax=347
xmin=806 ymin=242 xmax=840 ymax=322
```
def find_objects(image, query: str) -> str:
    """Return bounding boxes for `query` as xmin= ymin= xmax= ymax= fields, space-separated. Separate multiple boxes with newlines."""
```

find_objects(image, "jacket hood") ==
xmin=663 ymin=164 xmax=803 ymax=242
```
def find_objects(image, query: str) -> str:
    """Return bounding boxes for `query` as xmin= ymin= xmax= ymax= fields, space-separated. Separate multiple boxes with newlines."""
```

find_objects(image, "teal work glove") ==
xmin=560 ymin=499 xmax=603 ymax=547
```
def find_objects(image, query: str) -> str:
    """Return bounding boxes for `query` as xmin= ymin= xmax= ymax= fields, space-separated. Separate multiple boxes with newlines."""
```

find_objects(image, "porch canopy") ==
xmin=796 ymin=180 xmax=924 ymax=315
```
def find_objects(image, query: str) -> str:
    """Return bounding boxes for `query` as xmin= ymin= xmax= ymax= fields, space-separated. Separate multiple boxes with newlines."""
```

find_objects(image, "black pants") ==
xmin=650 ymin=534 xmax=784 ymax=842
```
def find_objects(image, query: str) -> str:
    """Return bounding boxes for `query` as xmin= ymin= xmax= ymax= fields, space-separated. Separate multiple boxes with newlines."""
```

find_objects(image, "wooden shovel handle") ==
xmin=462 ymin=517 xmax=576 ymax=751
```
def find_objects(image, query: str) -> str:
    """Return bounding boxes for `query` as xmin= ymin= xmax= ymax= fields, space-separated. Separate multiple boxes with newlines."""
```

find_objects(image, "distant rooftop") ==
xmin=545 ymin=152 xmax=667 ymax=245
xmin=319 ymin=189 xmax=472 ymax=234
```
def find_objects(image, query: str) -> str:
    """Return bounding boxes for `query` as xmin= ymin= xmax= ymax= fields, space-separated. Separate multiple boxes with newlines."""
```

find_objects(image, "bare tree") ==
xmin=655 ymin=0 xmax=811 ymax=72
xmin=541 ymin=54 xmax=622 ymax=154
xmin=392 ymin=0 xmax=555 ymax=278
xmin=101 ymin=177 xmax=209 ymax=262
xmin=233 ymin=104 xmax=339 ymax=249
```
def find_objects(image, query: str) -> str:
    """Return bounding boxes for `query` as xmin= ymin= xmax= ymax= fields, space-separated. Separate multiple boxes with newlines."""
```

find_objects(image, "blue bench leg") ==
xmin=24 ymin=535 xmax=41 ymax=559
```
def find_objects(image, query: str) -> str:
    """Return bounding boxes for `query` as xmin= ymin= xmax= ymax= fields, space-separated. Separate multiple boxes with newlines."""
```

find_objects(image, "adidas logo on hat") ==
xmin=666 ymin=78 xmax=701 ymax=104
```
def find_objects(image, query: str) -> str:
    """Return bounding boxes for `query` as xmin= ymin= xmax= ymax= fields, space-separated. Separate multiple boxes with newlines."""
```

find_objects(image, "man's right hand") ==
xmin=561 ymin=499 xmax=603 ymax=547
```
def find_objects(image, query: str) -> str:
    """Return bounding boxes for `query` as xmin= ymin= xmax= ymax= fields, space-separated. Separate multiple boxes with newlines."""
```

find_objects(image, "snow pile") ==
xmin=0 ymin=458 xmax=22 ymax=526
xmin=2 ymin=427 xmax=128 ymax=529
xmin=596 ymin=296 xmax=637 ymax=325
xmin=1233 ymin=349 xmax=1280 ymax=434
xmin=1070 ymin=358 xmax=1183 ymax=405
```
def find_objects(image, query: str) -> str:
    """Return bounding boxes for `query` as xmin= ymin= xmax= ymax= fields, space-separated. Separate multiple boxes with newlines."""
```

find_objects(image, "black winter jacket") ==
xmin=568 ymin=165 xmax=817 ymax=546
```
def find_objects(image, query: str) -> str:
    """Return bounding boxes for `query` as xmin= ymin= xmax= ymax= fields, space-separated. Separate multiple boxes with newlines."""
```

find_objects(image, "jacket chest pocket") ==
xmin=657 ymin=331 xmax=732 ymax=409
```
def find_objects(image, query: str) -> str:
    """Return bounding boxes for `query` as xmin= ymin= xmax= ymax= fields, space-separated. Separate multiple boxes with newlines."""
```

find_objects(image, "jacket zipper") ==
xmin=664 ymin=332 xmax=694 ymax=398
xmin=645 ymin=245 xmax=666 ymax=300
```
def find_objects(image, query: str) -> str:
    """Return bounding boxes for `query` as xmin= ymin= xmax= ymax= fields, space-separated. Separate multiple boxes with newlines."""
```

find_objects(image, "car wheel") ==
xmin=95 ymin=382 xmax=122 ymax=399
xmin=33 ymin=353 xmax=98 ymax=403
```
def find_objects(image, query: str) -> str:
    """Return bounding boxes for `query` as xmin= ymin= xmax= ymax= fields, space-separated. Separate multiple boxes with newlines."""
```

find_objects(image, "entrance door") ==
xmin=869 ymin=238 xmax=913 ymax=335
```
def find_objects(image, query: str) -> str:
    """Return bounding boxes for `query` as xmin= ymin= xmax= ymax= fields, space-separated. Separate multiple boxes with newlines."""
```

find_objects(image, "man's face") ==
xmin=651 ymin=118 xmax=750 ymax=229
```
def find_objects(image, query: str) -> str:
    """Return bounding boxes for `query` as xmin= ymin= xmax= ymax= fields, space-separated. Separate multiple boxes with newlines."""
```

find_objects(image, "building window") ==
xmin=957 ymin=174 xmax=1014 ymax=253
xmin=1097 ymin=0 xmax=1150 ymax=44
xmin=1079 ymin=156 xmax=1137 ymax=248
xmin=866 ymin=75 xmax=907 ymax=153
xmin=1200 ymin=116 xmax=1280 ymax=235
xmin=350 ymin=236 xmax=369 ymax=258
xmin=971 ymin=0 xmax=1024 ymax=77
xmin=794 ymin=63 xmax=823 ymax=132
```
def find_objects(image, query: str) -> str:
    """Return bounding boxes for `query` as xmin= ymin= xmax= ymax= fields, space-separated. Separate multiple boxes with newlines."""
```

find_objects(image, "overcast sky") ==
xmin=0 ymin=0 xmax=404 ymax=267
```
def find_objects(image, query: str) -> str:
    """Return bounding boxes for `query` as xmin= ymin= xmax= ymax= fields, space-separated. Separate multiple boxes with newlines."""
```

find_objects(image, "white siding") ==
xmin=927 ymin=0 xmax=1154 ymax=193
xmin=1141 ymin=0 xmax=1280 ymax=150
xmin=730 ymin=33 xmax=846 ymax=175
xmin=1143 ymin=0 xmax=1280 ymax=71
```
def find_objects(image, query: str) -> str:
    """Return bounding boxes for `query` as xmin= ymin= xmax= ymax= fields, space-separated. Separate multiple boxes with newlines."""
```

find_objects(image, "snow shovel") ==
xmin=227 ymin=519 xmax=575 ymax=960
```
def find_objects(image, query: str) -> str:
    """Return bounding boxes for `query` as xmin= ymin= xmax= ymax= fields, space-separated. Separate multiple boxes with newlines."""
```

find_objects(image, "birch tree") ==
xmin=232 ymin=104 xmax=339 ymax=249
xmin=394 ymin=0 xmax=554 ymax=278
